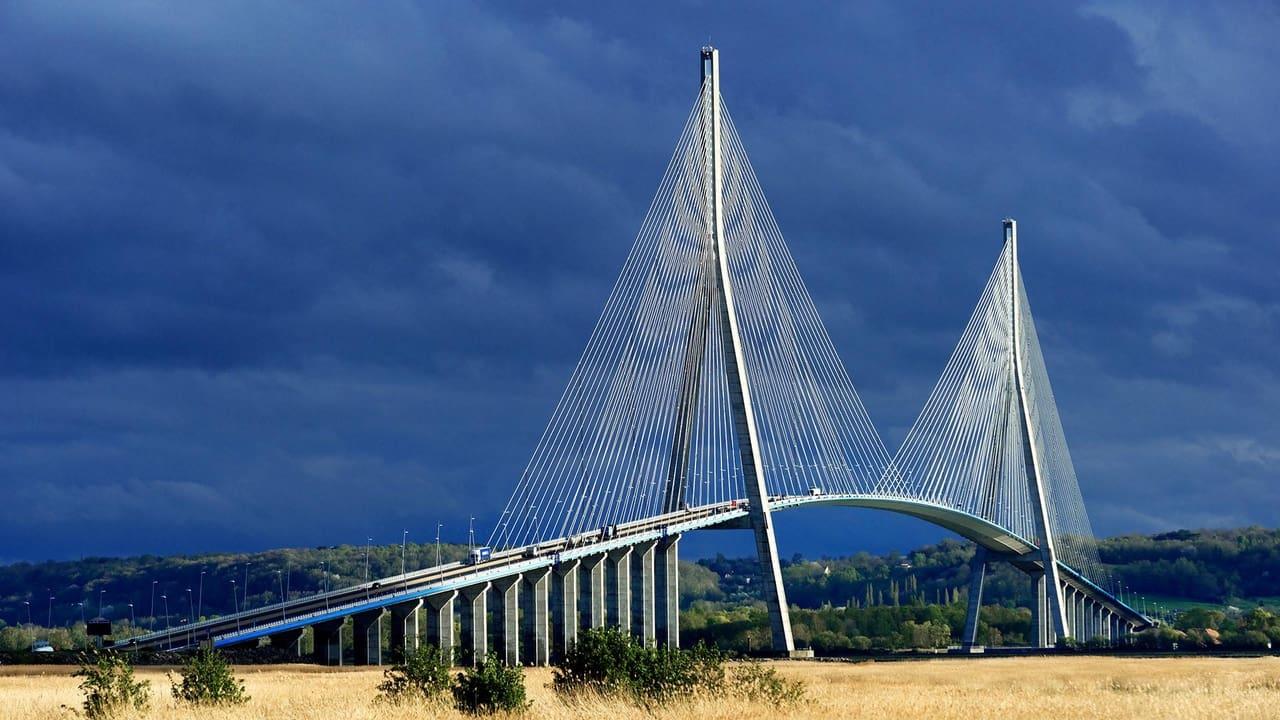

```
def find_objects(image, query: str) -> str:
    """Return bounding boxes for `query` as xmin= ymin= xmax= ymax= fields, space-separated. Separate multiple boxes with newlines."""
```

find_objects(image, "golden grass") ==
xmin=2 ymin=656 xmax=1279 ymax=720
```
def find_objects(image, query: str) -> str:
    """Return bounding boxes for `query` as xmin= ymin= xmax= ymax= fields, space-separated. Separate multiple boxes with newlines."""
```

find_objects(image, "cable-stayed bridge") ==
xmin=122 ymin=47 xmax=1151 ymax=663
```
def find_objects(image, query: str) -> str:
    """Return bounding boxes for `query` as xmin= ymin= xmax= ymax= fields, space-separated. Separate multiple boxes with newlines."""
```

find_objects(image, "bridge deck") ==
xmin=123 ymin=494 xmax=1148 ymax=653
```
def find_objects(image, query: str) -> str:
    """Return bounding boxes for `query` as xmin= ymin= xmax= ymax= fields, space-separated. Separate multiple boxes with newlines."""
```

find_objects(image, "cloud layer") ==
xmin=1 ymin=1 xmax=1276 ymax=561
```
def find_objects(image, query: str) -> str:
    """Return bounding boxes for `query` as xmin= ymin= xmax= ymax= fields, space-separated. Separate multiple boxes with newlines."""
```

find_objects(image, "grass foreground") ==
xmin=3 ymin=656 xmax=1279 ymax=719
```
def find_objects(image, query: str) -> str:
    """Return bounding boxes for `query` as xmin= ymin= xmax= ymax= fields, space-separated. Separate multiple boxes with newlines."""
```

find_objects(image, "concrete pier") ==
xmin=522 ymin=568 xmax=551 ymax=666
xmin=426 ymin=591 xmax=458 ymax=662
xmin=655 ymin=535 xmax=680 ymax=648
xmin=352 ymin=609 xmax=384 ymax=665
xmin=389 ymin=599 xmax=422 ymax=660
xmin=607 ymin=548 xmax=632 ymax=633
xmin=492 ymin=575 xmax=522 ymax=666
xmin=580 ymin=554 xmax=607 ymax=629
xmin=631 ymin=540 xmax=657 ymax=645
xmin=551 ymin=559 xmax=580 ymax=661
xmin=312 ymin=618 xmax=346 ymax=666
xmin=459 ymin=583 xmax=490 ymax=665
xmin=267 ymin=627 xmax=305 ymax=656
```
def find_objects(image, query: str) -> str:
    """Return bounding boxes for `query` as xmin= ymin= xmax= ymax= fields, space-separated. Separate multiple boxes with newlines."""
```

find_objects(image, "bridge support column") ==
xmin=312 ymin=618 xmax=346 ymax=666
xmin=521 ymin=568 xmax=551 ymax=666
xmin=655 ymin=535 xmax=680 ymax=649
xmin=492 ymin=575 xmax=522 ymax=666
xmin=426 ymin=591 xmax=458 ymax=663
xmin=631 ymin=540 xmax=657 ymax=646
xmin=352 ymin=609 xmax=385 ymax=666
xmin=268 ymin=627 xmax=305 ymax=656
xmin=1062 ymin=587 xmax=1074 ymax=642
xmin=459 ymin=583 xmax=490 ymax=666
xmin=389 ymin=599 xmax=423 ymax=660
xmin=1030 ymin=574 xmax=1049 ymax=647
xmin=580 ymin=554 xmax=606 ymax=629
xmin=551 ymin=560 xmax=580 ymax=663
xmin=962 ymin=546 xmax=988 ymax=648
xmin=1077 ymin=591 xmax=1087 ymax=641
xmin=607 ymin=548 xmax=632 ymax=634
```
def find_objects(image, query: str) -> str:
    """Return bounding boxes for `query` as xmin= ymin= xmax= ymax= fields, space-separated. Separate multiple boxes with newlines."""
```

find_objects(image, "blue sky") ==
xmin=1 ymin=2 xmax=1276 ymax=562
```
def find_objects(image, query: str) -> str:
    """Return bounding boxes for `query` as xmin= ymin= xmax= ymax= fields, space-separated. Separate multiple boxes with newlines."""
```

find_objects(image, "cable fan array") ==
xmin=488 ymin=84 xmax=894 ymax=550
xmin=486 ymin=75 xmax=1112 ymax=596
xmin=888 ymin=245 xmax=1110 ymax=587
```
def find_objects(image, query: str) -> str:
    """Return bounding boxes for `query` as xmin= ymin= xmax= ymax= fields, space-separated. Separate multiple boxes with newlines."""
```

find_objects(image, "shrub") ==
xmin=169 ymin=647 xmax=248 ymax=707
xmin=378 ymin=644 xmax=452 ymax=703
xmin=729 ymin=661 xmax=806 ymax=707
xmin=628 ymin=641 xmax=724 ymax=706
xmin=452 ymin=654 xmax=528 ymax=715
xmin=552 ymin=627 xmax=724 ymax=707
xmin=551 ymin=626 xmax=635 ymax=695
xmin=74 ymin=650 xmax=151 ymax=719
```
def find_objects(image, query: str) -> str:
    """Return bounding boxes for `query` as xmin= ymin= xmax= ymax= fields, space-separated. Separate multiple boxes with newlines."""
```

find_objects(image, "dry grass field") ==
xmin=3 ymin=656 xmax=1279 ymax=720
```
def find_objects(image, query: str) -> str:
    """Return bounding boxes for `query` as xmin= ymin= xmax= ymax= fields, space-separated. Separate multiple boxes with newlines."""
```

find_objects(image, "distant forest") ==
xmin=1 ymin=526 xmax=1277 ymax=652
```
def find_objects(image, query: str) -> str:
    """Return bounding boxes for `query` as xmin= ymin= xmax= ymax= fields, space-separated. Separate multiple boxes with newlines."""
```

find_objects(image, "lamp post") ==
xmin=161 ymin=594 xmax=170 ymax=650
xmin=77 ymin=601 xmax=85 ymax=625
xmin=319 ymin=562 xmax=329 ymax=611
xmin=365 ymin=537 xmax=372 ymax=583
xmin=185 ymin=589 xmax=194 ymax=646
xmin=435 ymin=523 xmax=443 ymax=570
xmin=243 ymin=562 xmax=252 ymax=611
xmin=47 ymin=590 xmax=54 ymax=629
xmin=98 ymin=589 xmax=106 ymax=617
xmin=230 ymin=580 xmax=240 ymax=632
xmin=128 ymin=603 xmax=135 ymax=629
xmin=23 ymin=599 xmax=31 ymax=626
xmin=401 ymin=530 xmax=408 ymax=592
xmin=276 ymin=570 xmax=286 ymax=622
xmin=150 ymin=580 xmax=158 ymax=630
xmin=197 ymin=570 xmax=206 ymax=621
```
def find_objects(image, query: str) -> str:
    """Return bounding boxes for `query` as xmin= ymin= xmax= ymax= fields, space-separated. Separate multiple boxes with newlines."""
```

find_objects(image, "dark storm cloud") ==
xmin=0 ymin=1 xmax=1275 ymax=561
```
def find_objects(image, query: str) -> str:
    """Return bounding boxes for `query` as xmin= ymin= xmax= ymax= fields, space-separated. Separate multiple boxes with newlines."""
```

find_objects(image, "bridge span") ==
xmin=121 ymin=493 xmax=1149 ymax=663
xmin=118 ymin=45 xmax=1153 ymax=662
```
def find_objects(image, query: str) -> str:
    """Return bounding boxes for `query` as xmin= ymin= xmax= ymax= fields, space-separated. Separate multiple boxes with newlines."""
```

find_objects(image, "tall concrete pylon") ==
xmin=662 ymin=46 xmax=795 ymax=653
xmin=1006 ymin=219 xmax=1070 ymax=645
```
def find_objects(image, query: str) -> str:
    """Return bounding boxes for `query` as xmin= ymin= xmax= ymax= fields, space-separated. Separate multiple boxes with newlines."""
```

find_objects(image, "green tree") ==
xmin=452 ymin=655 xmax=528 ymax=715
xmin=74 ymin=650 xmax=151 ymax=719
xmin=169 ymin=647 xmax=249 ymax=707
xmin=377 ymin=644 xmax=452 ymax=703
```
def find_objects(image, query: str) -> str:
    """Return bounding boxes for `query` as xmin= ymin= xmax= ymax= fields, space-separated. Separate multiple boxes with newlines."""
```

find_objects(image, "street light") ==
xmin=230 ymin=580 xmax=240 ymax=632
xmin=161 ymin=594 xmax=170 ymax=650
xmin=150 ymin=581 xmax=158 ymax=630
xmin=319 ymin=563 xmax=330 ymax=611
xmin=185 ymin=589 xmax=194 ymax=646
xmin=77 ymin=601 xmax=85 ymax=625
xmin=276 ymin=570 xmax=286 ymax=622
xmin=243 ymin=562 xmax=252 ymax=611
xmin=435 ymin=523 xmax=443 ymax=569
xmin=127 ymin=603 xmax=135 ymax=629
xmin=401 ymin=530 xmax=408 ymax=592
xmin=98 ymin=589 xmax=106 ymax=617
xmin=47 ymin=591 xmax=54 ymax=629
xmin=197 ymin=570 xmax=206 ymax=621
xmin=365 ymin=537 xmax=372 ymax=583
xmin=23 ymin=599 xmax=31 ymax=626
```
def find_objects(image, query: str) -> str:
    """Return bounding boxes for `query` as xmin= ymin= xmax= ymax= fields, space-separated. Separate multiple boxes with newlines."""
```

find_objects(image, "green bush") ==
xmin=378 ymin=644 xmax=452 ymax=703
xmin=452 ymin=654 xmax=528 ymax=715
xmin=169 ymin=647 xmax=248 ymax=707
xmin=729 ymin=661 xmax=806 ymax=707
xmin=74 ymin=650 xmax=151 ymax=719
xmin=551 ymin=625 xmax=636 ymax=695
xmin=552 ymin=627 xmax=725 ymax=707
